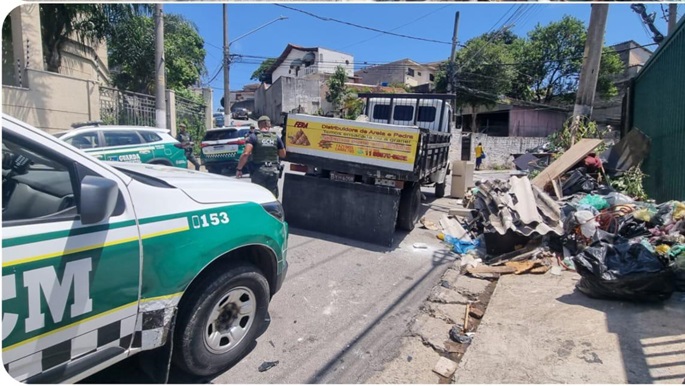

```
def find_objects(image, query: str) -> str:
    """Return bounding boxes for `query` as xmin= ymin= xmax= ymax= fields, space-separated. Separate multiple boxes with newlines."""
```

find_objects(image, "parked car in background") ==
xmin=201 ymin=126 xmax=252 ymax=175
xmin=232 ymin=108 xmax=249 ymax=120
xmin=214 ymin=112 xmax=225 ymax=127
xmin=56 ymin=124 xmax=188 ymax=168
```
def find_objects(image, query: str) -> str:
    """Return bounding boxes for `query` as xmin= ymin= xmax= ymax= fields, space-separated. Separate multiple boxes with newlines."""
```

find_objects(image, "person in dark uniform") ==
xmin=236 ymin=116 xmax=285 ymax=197
xmin=176 ymin=123 xmax=200 ymax=170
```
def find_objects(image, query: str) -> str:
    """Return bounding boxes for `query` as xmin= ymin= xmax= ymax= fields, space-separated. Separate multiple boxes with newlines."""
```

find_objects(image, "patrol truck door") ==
xmin=2 ymin=122 xmax=142 ymax=383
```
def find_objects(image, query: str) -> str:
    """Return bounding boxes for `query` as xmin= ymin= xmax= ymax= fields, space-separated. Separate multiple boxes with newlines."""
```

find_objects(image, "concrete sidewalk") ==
xmin=454 ymin=272 xmax=685 ymax=384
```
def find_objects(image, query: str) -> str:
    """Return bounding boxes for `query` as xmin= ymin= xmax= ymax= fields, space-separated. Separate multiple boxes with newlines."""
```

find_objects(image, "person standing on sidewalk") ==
xmin=177 ymin=123 xmax=200 ymax=170
xmin=236 ymin=116 xmax=286 ymax=197
xmin=475 ymin=142 xmax=485 ymax=171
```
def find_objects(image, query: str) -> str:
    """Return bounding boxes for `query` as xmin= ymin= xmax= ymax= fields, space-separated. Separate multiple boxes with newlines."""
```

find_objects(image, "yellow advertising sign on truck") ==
xmin=285 ymin=114 xmax=420 ymax=172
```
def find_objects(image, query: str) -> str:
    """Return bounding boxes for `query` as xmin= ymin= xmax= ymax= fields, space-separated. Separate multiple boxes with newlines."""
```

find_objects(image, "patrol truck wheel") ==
xmin=435 ymin=182 xmax=446 ymax=198
xmin=173 ymin=264 xmax=269 ymax=376
xmin=397 ymin=182 xmax=421 ymax=231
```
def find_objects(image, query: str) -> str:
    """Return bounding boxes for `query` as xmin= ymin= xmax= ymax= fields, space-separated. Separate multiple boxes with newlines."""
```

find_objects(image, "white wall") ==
xmin=271 ymin=47 xmax=354 ymax=83
xmin=317 ymin=48 xmax=354 ymax=77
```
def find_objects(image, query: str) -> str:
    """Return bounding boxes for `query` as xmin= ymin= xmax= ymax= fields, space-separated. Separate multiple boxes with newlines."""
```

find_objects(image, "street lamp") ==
xmin=223 ymin=12 xmax=288 ymax=122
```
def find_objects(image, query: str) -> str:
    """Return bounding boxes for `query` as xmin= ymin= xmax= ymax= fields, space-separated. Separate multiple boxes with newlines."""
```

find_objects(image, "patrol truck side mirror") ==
xmin=80 ymin=176 xmax=119 ymax=225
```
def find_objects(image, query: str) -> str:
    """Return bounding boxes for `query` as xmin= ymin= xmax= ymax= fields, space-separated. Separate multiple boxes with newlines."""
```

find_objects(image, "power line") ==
xmin=341 ymin=4 xmax=453 ymax=50
xmin=274 ymin=4 xmax=451 ymax=46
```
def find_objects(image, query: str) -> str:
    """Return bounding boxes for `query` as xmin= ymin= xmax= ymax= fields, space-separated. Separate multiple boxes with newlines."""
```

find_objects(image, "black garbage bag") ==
xmin=573 ymin=242 xmax=675 ymax=302
xmin=562 ymin=169 xmax=599 ymax=196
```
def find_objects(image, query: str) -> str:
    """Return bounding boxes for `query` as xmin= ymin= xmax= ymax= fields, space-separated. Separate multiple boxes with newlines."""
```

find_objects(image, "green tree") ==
xmin=250 ymin=58 xmax=277 ymax=82
xmin=108 ymin=13 xmax=206 ymax=94
xmin=596 ymin=46 xmax=624 ymax=100
xmin=515 ymin=16 xmax=586 ymax=103
xmin=326 ymin=65 xmax=348 ymax=113
xmin=39 ymin=4 xmax=149 ymax=73
xmin=453 ymin=36 xmax=515 ymax=131
xmin=511 ymin=16 xmax=623 ymax=103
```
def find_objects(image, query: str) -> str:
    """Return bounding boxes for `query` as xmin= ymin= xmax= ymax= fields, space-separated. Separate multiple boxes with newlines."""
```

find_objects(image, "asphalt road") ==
xmin=81 ymin=170 xmax=463 ymax=383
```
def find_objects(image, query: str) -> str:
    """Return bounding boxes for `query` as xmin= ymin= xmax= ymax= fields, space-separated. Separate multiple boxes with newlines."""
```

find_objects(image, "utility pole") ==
xmin=154 ymin=4 xmax=166 ymax=129
xmin=223 ymin=4 xmax=230 ymax=122
xmin=447 ymin=11 xmax=460 ymax=129
xmin=631 ymin=4 xmax=665 ymax=44
xmin=668 ymin=3 xmax=678 ymax=35
xmin=573 ymin=4 xmax=609 ymax=120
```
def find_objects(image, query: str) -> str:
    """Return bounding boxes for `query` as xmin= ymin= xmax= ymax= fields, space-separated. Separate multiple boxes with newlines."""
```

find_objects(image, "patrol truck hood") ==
xmin=109 ymin=162 xmax=276 ymax=204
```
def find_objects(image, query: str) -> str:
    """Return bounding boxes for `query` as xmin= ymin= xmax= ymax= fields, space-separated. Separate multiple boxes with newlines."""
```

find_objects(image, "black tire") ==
xmin=397 ymin=182 xmax=421 ymax=231
xmin=435 ymin=182 xmax=446 ymax=198
xmin=172 ymin=264 xmax=270 ymax=376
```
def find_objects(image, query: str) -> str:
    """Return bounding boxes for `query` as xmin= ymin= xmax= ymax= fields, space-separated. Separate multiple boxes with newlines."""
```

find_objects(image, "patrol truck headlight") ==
xmin=262 ymin=201 xmax=285 ymax=221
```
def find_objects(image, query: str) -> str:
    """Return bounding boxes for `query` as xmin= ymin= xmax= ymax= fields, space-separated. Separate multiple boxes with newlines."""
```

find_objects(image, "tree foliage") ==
xmin=108 ymin=13 xmax=206 ymax=94
xmin=250 ymin=58 xmax=277 ymax=82
xmin=433 ymin=15 xmax=625 ymax=110
xmin=326 ymin=65 xmax=348 ymax=113
xmin=39 ymin=4 xmax=149 ymax=73
xmin=596 ymin=46 xmax=624 ymax=100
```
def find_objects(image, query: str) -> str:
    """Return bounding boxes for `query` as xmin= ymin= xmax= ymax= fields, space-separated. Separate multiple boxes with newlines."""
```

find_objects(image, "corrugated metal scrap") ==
xmin=473 ymin=176 xmax=563 ymax=237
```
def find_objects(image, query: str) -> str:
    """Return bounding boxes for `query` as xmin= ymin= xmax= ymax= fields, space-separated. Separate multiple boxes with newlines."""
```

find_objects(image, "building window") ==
xmin=430 ymin=74 xmax=435 ymax=82
xmin=407 ymin=68 xmax=415 ymax=77
xmin=418 ymin=72 xmax=422 ymax=77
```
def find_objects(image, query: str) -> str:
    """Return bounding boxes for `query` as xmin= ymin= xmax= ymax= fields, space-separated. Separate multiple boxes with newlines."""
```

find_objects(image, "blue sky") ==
xmin=163 ymin=2 xmax=680 ymax=112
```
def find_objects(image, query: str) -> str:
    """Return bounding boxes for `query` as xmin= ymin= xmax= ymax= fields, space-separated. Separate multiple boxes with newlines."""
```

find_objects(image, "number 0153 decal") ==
xmin=191 ymin=212 xmax=229 ymax=229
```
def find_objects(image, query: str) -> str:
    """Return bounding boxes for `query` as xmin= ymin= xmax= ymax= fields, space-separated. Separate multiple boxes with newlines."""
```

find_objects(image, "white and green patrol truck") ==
xmin=2 ymin=114 xmax=288 ymax=382
xmin=55 ymin=124 xmax=189 ymax=168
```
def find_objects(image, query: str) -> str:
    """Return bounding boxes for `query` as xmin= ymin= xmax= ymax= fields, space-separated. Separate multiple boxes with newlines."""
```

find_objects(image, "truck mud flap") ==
xmin=282 ymin=173 xmax=401 ymax=247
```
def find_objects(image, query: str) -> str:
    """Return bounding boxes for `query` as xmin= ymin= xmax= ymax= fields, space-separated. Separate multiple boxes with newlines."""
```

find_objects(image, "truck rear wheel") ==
xmin=172 ymin=263 xmax=270 ymax=376
xmin=397 ymin=182 xmax=421 ymax=231
xmin=435 ymin=182 xmax=446 ymax=198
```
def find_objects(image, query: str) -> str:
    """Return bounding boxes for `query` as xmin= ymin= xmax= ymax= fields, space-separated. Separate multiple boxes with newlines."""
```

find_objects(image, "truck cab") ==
xmin=364 ymin=95 xmax=453 ymax=132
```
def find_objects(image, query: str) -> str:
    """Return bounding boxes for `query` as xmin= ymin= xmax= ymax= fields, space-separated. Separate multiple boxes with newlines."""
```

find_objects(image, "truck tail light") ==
xmin=290 ymin=164 xmax=308 ymax=173
xmin=200 ymin=143 xmax=208 ymax=148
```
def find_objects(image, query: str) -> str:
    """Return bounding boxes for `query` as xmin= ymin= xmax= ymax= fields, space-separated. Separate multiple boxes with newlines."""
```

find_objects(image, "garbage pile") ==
xmin=438 ymin=174 xmax=685 ymax=302
xmin=563 ymin=197 xmax=685 ymax=301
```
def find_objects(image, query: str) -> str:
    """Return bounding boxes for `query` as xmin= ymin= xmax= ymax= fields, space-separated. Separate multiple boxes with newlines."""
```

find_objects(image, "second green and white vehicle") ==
xmin=3 ymin=114 xmax=288 ymax=383
xmin=55 ymin=124 xmax=189 ymax=168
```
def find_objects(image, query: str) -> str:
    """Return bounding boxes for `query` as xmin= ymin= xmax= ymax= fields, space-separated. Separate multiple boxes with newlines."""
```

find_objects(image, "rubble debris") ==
xmin=603 ymin=128 xmax=651 ymax=177
xmin=466 ymin=265 xmax=517 ymax=277
xmin=449 ymin=327 xmax=472 ymax=344
xmin=504 ymin=260 xmax=551 ymax=275
xmin=420 ymin=217 xmax=440 ymax=231
xmin=258 ymin=361 xmax=280 ymax=372
xmin=470 ymin=177 xmax=563 ymax=243
xmin=444 ymin=341 xmax=468 ymax=354
xmin=433 ymin=357 xmax=459 ymax=378
xmin=532 ymin=138 xmax=603 ymax=193
xmin=413 ymin=243 xmax=429 ymax=249
xmin=439 ymin=232 xmax=480 ymax=254
xmin=468 ymin=306 xmax=485 ymax=320
xmin=448 ymin=208 xmax=475 ymax=219
xmin=440 ymin=215 xmax=472 ymax=242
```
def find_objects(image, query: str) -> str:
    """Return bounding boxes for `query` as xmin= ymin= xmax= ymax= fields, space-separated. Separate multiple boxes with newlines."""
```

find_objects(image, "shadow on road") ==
xmin=304 ymin=247 xmax=457 ymax=383
xmin=557 ymin=289 xmax=685 ymax=384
